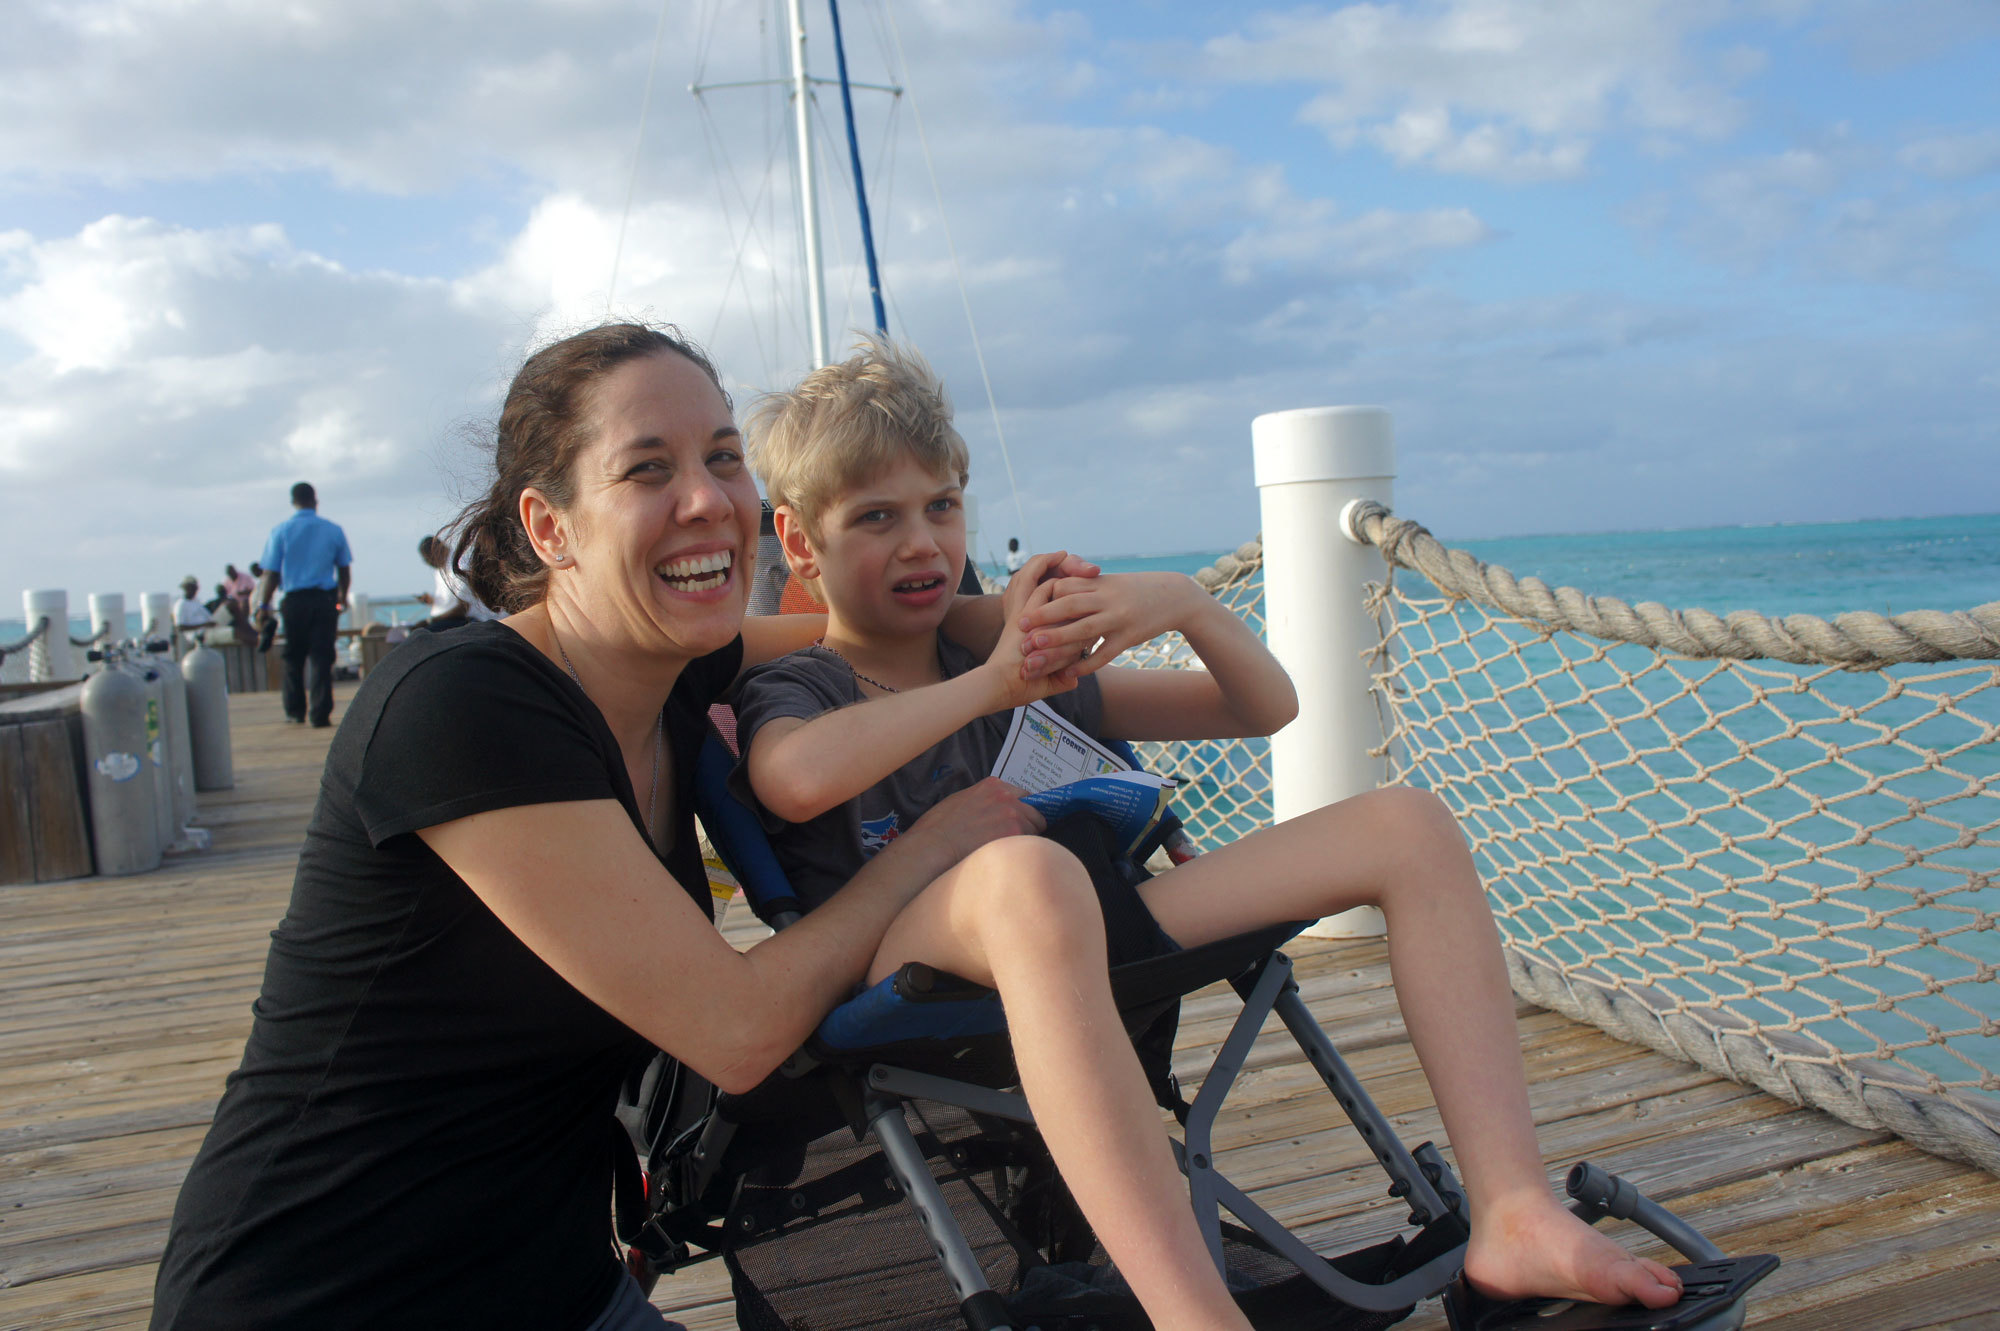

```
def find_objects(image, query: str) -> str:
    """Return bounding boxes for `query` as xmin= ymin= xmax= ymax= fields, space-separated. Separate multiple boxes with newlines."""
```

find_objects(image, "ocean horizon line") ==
xmin=1085 ymin=507 xmax=2000 ymax=566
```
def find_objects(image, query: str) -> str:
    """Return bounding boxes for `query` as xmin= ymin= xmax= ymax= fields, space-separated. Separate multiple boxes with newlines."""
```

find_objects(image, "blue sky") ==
xmin=3 ymin=0 xmax=1997 ymax=604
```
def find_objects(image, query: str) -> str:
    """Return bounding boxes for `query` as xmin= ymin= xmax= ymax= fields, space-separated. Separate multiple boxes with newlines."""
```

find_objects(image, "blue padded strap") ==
xmin=816 ymin=973 xmax=1008 ymax=1053
xmin=692 ymin=733 xmax=802 ymax=924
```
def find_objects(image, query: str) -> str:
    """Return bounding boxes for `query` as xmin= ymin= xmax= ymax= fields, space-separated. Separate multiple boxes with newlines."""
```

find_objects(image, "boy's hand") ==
xmin=905 ymin=778 xmax=1046 ymax=864
xmin=982 ymin=580 xmax=1081 ymax=709
xmin=983 ymin=555 xmax=1095 ymax=707
xmin=1018 ymin=571 xmax=1210 ymax=676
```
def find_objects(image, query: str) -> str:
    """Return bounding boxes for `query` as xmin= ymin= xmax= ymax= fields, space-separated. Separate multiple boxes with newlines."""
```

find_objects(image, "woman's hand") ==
xmin=1017 ymin=571 xmax=1210 ymax=676
xmin=905 ymin=777 xmax=1046 ymax=866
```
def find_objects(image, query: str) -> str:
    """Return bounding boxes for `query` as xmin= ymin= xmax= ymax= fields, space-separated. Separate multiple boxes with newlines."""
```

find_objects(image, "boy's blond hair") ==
xmin=747 ymin=338 xmax=970 ymax=541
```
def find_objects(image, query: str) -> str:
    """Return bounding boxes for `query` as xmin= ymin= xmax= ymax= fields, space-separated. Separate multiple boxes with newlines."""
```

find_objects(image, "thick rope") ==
xmin=0 ymin=615 xmax=51 ymax=662
xmin=1504 ymin=947 xmax=2000 ymax=1176
xmin=1340 ymin=501 xmax=2000 ymax=666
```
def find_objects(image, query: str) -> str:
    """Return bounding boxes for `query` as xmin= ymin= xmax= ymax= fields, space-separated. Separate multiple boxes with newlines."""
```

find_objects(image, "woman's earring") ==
xmin=552 ymin=552 xmax=567 ymax=565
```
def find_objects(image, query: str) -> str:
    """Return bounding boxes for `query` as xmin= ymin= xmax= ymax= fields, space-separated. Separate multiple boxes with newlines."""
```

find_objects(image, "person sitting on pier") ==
xmin=150 ymin=323 xmax=1096 ymax=1331
xmin=728 ymin=338 xmax=1685 ymax=1327
xmin=413 ymin=531 xmax=497 ymax=631
xmin=172 ymin=576 xmax=214 ymax=630
xmin=223 ymin=562 xmax=256 ymax=622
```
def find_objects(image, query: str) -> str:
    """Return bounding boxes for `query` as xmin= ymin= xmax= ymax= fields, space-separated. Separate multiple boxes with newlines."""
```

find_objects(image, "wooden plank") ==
xmin=1725 ymin=1182 xmax=2000 ymax=1328
xmin=21 ymin=719 xmax=92 ymax=882
xmin=0 ymin=1260 xmax=160 ymax=1331
xmin=1 ymin=726 xmax=34 ymax=885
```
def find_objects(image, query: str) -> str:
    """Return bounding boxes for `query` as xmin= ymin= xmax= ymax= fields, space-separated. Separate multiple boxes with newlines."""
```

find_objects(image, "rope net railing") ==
xmin=1120 ymin=542 xmax=1272 ymax=849
xmin=1137 ymin=513 xmax=1999 ymax=1176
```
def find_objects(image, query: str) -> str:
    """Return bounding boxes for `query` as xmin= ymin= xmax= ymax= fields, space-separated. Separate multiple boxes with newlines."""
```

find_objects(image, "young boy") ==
xmin=733 ymin=340 xmax=1683 ymax=1331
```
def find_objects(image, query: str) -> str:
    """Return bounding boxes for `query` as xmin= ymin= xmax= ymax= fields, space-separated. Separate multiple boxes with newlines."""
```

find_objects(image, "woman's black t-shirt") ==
xmin=151 ymin=620 xmax=742 ymax=1331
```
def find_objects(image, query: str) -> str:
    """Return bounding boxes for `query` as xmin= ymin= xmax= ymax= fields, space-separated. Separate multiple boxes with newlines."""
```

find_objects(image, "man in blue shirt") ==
xmin=254 ymin=482 xmax=353 ymax=728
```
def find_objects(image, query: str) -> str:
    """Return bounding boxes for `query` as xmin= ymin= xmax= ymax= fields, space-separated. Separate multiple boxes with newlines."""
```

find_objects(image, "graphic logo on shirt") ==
xmin=859 ymin=812 xmax=902 ymax=857
xmin=928 ymin=763 xmax=954 ymax=783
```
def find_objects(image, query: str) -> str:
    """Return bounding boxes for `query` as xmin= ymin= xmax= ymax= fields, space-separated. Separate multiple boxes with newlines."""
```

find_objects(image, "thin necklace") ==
xmin=553 ymin=626 xmax=664 ymax=821
xmin=815 ymin=638 xmax=902 ymax=694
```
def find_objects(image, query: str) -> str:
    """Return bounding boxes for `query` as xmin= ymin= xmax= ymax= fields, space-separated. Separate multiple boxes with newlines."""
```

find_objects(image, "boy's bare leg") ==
xmin=1137 ymin=788 xmax=1683 ymax=1310
xmin=869 ymin=836 xmax=1252 ymax=1331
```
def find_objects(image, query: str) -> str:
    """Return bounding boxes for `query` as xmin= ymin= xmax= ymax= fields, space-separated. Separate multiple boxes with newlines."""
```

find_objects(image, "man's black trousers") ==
xmin=279 ymin=588 xmax=340 ymax=726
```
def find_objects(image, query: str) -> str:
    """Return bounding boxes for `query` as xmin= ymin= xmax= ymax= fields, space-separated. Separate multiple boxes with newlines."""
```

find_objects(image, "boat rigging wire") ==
xmin=880 ymin=0 xmax=1030 ymax=550
xmin=607 ymin=0 xmax=674 ymax=316
xmin=695 ymin=89 xmax=788 ymax=381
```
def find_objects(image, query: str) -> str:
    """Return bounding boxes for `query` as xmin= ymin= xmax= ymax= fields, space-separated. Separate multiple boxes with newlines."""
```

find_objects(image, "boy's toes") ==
xmin=1587 ymin=1256 xmax=1681 ymax=1310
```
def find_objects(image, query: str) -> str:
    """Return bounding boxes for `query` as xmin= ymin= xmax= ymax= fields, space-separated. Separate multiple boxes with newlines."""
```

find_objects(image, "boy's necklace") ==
xmin=552 ymin=626 xmax=663 ymax=818
xmin=816 ymin=638 xmax=904 ymax=694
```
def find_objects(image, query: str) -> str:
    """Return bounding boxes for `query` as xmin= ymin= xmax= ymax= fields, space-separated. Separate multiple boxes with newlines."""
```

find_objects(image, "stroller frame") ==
xmin=622 ymin=718 xmax=1777 ymax=1331
xmin=850 ymin=945 xmax=1473 ymax=1318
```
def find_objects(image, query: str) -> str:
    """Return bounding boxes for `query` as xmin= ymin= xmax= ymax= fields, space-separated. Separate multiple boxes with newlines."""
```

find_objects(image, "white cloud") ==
xmin=1358 ymin=107 xmax=1590 ymax=181
xmin=1222 ymin=202 xmax=1488 ymax=283
xmin=1199 ymin=0 xmax=1748 ymax=180
xmin=1899 ymin=129 xmax=2000 ymax=180
xmin=1654 ymin=139 xmax=1996 ymax=286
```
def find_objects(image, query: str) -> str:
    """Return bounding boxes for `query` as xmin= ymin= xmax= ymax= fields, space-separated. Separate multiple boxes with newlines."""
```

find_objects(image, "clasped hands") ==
xmin=987 ymin=550 xmax=1208 ymax=707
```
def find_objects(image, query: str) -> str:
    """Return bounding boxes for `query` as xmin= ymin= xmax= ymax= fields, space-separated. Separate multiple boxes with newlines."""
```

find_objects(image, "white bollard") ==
xmin=141 ymin=592 xmax=174 ymax=642
xmin=24 ymin=590 xmax=78 ymax=682
xmin=90 ymin=593 xmax=127 ymax=645
xmin=1253 ymin=406 xmax=1395 ymax=939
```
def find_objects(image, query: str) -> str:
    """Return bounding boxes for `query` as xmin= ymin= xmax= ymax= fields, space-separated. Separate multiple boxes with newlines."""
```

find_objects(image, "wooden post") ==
xmin=0 ymin=727 xmax=33 ymax=885
xmin=20 ymin=719 xmax=92 ymax=880
xmin=1 ymin=684 xmax=98 ymax=883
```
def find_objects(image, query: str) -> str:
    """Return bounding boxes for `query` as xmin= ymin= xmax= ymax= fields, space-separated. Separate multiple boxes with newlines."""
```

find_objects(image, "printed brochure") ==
xmin=991 ymin=702 xmax=1175 ymax=856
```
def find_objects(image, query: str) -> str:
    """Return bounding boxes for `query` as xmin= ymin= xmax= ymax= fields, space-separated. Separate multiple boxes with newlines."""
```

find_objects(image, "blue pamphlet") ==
xmin=1021 ymin=769 xmax=1177 ymax=858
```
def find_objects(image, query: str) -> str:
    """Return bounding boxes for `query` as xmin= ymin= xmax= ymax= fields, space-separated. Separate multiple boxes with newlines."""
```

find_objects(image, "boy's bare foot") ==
xmin=1463 ymin=1192 xmax=1683 ymax=1310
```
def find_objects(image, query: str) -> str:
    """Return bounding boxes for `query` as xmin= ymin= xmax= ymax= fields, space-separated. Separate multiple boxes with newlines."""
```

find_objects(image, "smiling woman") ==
xmin=145 ymin=323 xmax=1078 ymax=1331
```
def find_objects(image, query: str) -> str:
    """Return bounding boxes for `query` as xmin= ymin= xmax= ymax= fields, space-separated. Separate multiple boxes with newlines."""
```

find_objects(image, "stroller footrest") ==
xmin=1444 ymin=1254 xmax=1780 ymax=1331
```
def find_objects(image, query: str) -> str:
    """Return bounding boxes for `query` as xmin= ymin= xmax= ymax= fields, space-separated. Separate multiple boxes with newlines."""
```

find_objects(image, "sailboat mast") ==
xmin=829 ymin=0 xmax=889 ymax=336
xmin=786 ymin=0 xmax=830 ymax=369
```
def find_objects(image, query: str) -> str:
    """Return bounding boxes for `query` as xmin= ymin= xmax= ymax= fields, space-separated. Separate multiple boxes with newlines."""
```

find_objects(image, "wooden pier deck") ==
xmin=3 ymin=687 xmax=1995 ymax=1330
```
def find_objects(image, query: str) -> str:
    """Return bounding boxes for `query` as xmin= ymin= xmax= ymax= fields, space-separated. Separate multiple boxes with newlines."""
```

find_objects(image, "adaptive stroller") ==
xmin=614 ymin=725 xmax=1776 ymax=1331
xmin=616 ymin=536 xmax=1776 ymax=1330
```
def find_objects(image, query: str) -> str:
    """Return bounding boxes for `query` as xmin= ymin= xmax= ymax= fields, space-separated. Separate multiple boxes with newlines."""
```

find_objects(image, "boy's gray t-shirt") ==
xmin=730 ymin=634 xmax=1103 ymax=910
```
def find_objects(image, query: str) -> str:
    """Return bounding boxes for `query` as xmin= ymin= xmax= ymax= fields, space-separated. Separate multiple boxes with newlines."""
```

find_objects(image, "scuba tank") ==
xmin=127 ymin=651 xmax=177 ymax=855
xmin=80 ymin=648 xmax=163 ymax=875
xmin=181 ymin=638 xmax=235 ymax=791
xmin=152 ymin=641 xmax=199 ymax=834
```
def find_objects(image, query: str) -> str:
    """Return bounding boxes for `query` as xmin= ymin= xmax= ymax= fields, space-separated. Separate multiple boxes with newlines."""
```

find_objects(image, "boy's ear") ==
xmin=772 ymin=505 xmax=822 ymax=584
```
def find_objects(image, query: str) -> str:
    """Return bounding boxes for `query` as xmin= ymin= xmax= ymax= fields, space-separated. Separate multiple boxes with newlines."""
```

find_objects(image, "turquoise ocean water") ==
xmin=1086 ymin=512 xmax=1999 ymax=615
